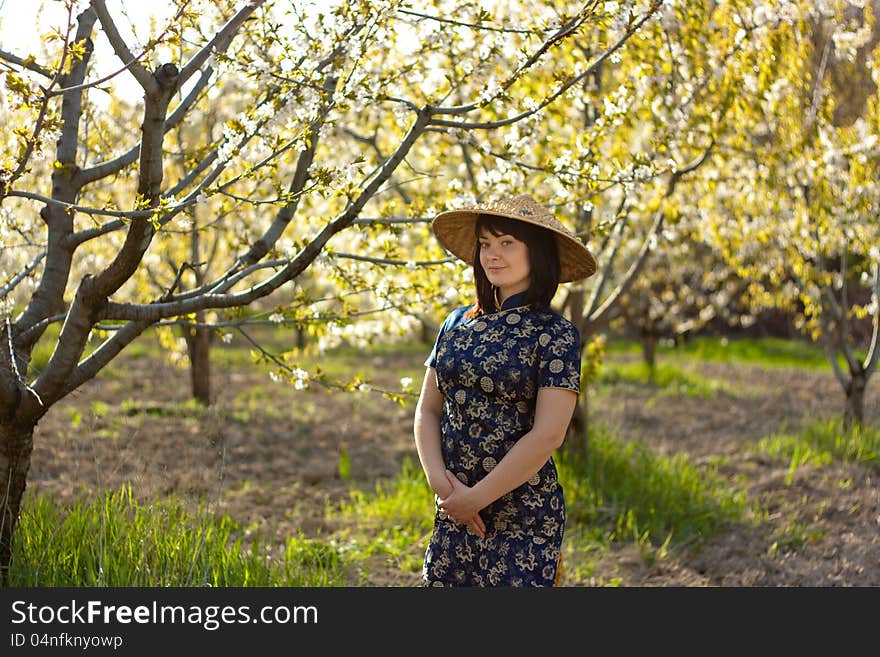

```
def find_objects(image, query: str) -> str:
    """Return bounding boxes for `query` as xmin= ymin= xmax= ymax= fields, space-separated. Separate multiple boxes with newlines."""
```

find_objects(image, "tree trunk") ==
xmin=183 ymin=321 xmax=212 ymax=406
xmin=843 ymin=371 xmax=866 ymax=431
xmin=0 ymin=419 xmax=35 ymax=584
xmin=560 ymin=287 xmax=590 ymax=460
xmin=641 ymin=329 xmax=657 ymax=377
xmin=420 ymin=318 xmax=433 ymax=345
xmin=562 ymin=392 xmax=590 ymax=463
xmin=296 ymin=323 xmax=308 ymax=349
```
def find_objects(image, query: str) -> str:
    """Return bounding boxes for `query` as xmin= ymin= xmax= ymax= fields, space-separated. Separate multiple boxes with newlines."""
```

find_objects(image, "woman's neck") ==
xmin=497 ymin=285 xmax=528 ymax=307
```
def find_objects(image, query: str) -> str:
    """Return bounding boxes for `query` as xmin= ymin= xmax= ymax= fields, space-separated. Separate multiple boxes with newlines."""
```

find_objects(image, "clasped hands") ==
xmin=436 ymin=469 xmax=486 ymax=539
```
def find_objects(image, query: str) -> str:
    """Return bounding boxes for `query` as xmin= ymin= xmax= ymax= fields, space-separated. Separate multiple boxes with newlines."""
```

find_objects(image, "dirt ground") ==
xmin=25 ymin=339 xmax=880 ymax=587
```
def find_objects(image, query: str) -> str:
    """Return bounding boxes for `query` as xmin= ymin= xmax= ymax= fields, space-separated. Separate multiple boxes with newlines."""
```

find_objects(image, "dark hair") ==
xmin=466 ymin=214 xmax=560 ymax=317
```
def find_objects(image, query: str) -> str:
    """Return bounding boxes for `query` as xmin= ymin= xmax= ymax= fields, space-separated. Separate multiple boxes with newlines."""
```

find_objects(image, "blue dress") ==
xmin=422 ymin=292 xmax=582 ymax=586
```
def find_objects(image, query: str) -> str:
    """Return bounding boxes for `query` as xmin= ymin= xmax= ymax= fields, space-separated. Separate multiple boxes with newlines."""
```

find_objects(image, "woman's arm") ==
xmin=414 ymin=368 xmax=486 ymax=537
xmin=438 ymin=387 xmax=577 ymax=520
xmin=413 ymin=367 xmax=452 ymax=497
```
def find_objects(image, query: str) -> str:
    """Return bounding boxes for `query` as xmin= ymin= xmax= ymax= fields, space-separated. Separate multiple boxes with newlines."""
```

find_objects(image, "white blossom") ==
xmin=291 ymin=367 xmax=310 ymax=390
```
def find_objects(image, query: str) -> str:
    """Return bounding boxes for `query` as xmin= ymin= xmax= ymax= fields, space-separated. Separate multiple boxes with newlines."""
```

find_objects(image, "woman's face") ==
xmin=478 ymin=228 xmax=531 ymax=302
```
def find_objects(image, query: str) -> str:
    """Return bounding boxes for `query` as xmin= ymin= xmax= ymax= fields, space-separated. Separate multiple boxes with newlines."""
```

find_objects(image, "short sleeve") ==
xmin=537 ymin=318 xmax=582 ymax=392
xmin=424 ymin=305 xmax=473 ymax=368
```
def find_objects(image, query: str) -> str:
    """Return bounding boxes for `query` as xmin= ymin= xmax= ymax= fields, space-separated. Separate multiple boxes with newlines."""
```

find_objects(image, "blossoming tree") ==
xmin=699 ymin=0 xmax=880 ymax=427
xmin=0 ymin=0 xmax=662 ymax=577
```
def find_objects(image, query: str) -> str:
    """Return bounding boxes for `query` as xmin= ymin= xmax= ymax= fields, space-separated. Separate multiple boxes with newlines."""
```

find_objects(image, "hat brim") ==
xmin=432 ymin=209 xmax=597 ymax=284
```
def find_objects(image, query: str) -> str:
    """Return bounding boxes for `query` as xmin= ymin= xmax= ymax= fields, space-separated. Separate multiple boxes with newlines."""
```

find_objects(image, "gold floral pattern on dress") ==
xmin=422 ymin=299 xmax=581 ymax=587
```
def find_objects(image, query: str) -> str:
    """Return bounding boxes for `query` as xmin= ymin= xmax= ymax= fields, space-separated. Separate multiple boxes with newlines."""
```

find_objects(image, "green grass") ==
xmin=14 ymin=413 xmax=876 ymax=586
xmin=329 ymin=457 xmax=434 ymax=577
xmin=29 ymin=323 xmax=154 ymax=377
xmin=10 ymin=486 xmax=346 ymax=587
xmin=119 ymin=397 xmax=209 ymax=418
xmin=597 ymin=360 xmax=728 ymax=397
xmin=672 ymin=336 xmax=836 ymax=369
xmin=767 ymin=520 xmax=826 ymax=556
xmin=13 ymin=332 xmax=876 ymax=586
xmin=326 ymin=428 xmax=750 ymax=583
xmin=756 ymin=417 xmax=880 ymax=484
xmin=557 ymin=425 xmax=748 ymax=547
xmin=336 ymin=457 xmax=434 ymax=532
xmin=606 ymin=335 xmax=840 ymax=370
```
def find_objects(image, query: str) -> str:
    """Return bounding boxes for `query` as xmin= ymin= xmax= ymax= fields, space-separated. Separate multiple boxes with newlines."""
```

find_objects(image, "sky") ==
xmin=0 ymin=1 xmax=347 ymax=105
xmin=0 ymin=0 xmax=177 ymax=102
xmin=0 ymin=0 xmax=172 ymax=53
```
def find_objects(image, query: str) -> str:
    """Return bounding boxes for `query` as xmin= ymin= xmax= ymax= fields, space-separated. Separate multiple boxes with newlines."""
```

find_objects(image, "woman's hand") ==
xmin=437 ymin=470 xmax=486 ymax=538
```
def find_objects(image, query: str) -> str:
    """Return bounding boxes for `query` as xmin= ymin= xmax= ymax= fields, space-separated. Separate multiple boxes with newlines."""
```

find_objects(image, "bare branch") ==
xmin=12 ymin=7 xmax=97 ymax=346
xmin=55 ymin=320 xmax=152 ymax=400
xmin=90 ymin=0 xmax=156 ymax=93
xmin=351 ymin=217 xmax=431 ymax=226
xmin=6 ymin=189 xmax=197 ymax=220
xmin=428 ymin=2 xmax=660 ymax=130
xmin=395 ymin=8 xmax=537 ymax=35
xmin=583 ymin=145 xmax=711 ymax=332
xmin=0 ymin=251 xmax=46 ymax=300
xmin=178 ymin=0 xmax=266 ymax=86
xmin=98 ymin=109 xmax=434 ymax=323
xmin=78 ymin=63 xmax=215 ymax=185
xmin=0 ymin=49 xmax=53 ymax=78
xmin=334 ymin=253 xmax=455 ymax=267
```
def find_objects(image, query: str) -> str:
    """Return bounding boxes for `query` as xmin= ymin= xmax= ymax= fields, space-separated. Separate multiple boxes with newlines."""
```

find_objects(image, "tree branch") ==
xmin=584 ymin=198 xmax=628 ymax=317
xmin=429 ymin=2 xmax=602 ymax=117
xmin=78 ymin=63 xmax=214 ymax=186
xmin=0 ymin=49 xmax=53 ymax=78
xmin=333 ymin=253 xmax=455 ymax=267
xmin=0 ymin=251 xmax=46 ymax=300
xmin=178 ymin=0 xmax=266 ymax=86
xmin=583 ymin=145 xmax=711 ymax=333
xmin=239 ymin=73 xmax=339 ymax=267
xmin=395 ymin=8 xmax=537 ymax=35
xmin=428 ymin=2 xmax=659 ymax=130
xmin=90 ymin=0 xmax=156 ymax=93
xmin=57 ymin=320 xmax=152 ymax=400
xmin=12 ymin=7 xmax=97 ymax=348
xmin=98 ymin=109 xmax=434 ymax=322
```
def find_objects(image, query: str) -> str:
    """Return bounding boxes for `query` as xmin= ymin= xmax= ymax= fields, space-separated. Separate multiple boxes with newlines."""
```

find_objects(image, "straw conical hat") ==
xmin=432 ymin=194 xmax=597 ymax=283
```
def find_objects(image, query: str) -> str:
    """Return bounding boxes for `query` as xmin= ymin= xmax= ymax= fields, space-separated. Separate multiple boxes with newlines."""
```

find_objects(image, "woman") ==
xmin=414 ymin=193 xmax=597 ymax=587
